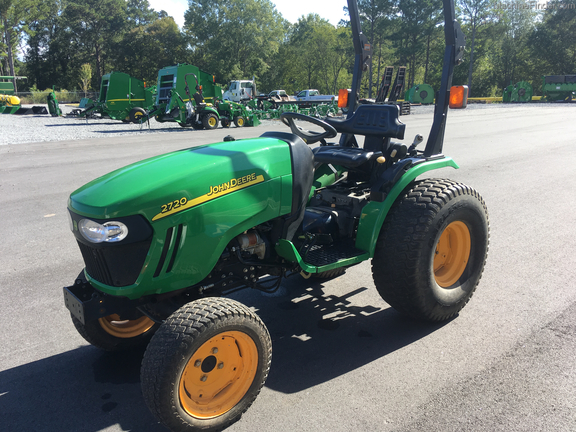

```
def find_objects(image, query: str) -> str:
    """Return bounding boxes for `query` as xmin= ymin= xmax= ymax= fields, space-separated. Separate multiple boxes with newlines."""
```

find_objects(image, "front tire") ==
xmin=203 ymin=113 xmax=219 ymax=130
xmin=71 ymin=312 xmax=159 ymax=351
xmin=141 ymin=297 xmax=272 ymax=432
xmin=372 ymin=179 xmax=489 ymax=321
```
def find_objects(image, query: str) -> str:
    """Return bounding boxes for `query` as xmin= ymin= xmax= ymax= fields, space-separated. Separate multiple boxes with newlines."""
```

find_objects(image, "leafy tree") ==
xmin=528 ymin=5 xmax=576 ymax=78
xmin=126 ymin=0 xmax=157 ymax=25
xmin=0 ymin=0 xmax=50 ymax=91
xmin=393 ymin=0 xmax=442 ymax=89
xmin=63 ymin=0 xmax=128 ymax=85
xmin=458 ymin=0 xmax=497 ymax=95
xmin=79 ymin=63 xmax=92 ymax=96
xmin=113 ymin=16 xmax=188 ymax=84
xmin=357 ymin=0 xmax=394 ymax=96
xmin=184 ymin=0 xmax=287 ymax=83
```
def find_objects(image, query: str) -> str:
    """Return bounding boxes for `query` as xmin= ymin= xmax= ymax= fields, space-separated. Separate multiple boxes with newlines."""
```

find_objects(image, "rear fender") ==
xmin=355 ymin=157 xmax=459 ymax=256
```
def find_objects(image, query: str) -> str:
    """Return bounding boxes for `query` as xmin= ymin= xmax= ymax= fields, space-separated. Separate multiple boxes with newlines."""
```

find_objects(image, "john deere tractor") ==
xmin=63 ymin=1 xmax=488 ymax=431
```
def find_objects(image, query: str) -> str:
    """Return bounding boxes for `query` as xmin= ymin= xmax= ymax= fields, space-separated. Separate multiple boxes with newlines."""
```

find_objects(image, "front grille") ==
xmin=77 ymin=239 xmax=152 ymax=287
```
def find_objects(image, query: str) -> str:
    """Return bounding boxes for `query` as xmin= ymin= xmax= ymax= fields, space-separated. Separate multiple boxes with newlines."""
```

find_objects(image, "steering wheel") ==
xmin=280 ymin=112 xmax=337 ymax=144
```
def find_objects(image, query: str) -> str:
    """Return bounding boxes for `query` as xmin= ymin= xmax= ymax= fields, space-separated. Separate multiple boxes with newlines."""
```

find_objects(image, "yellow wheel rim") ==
xmin=237 ymin=118 xmax=244 ymax=126
xmin=134 ymin=112 xmax=143 ymax=119
xmin=179 ymin=331 xmax=258 ymax=419
xmin=98 ymin=314 xmax=155 ymax=338
xmin=208 ymin=117 xmax=217 ymax=127
xmin=433 ymin=221 xmax=471 ymax=287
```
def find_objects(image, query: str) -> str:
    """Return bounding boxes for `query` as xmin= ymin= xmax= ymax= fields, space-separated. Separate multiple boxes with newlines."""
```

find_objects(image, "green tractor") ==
xmin=146 ymin=64 xmax=222 ymax=129
xmin=63 ymin=0 xmax=489 ymax=431
xmin=214 ymin=99 xmax=261 ymax=128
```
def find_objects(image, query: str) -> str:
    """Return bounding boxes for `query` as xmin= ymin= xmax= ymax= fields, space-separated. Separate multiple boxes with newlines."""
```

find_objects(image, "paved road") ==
xmin=1 ymin=104 xmax=575 ymax=431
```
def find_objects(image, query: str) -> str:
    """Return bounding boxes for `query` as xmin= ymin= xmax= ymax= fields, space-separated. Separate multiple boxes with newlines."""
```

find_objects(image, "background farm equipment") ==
xmin=146 ymin=64 xmax=222 ymax=129
xmin=215 ymin=99 xmax=260 ymax=127
xmin=502 ymin=81 xmax=533 ymax=103
xmin=245 ymin=98 xmax=339 ymax=120
xmin=0 ymin=94 xmax=21 ymax=114
xmin=542 ymin=75 xmax=576 ymax=101
xmin=405 ymin=83 xmax=435 ymax=104
xmin=339 ymin=66 xmax=410 ymax=115
xmin=68 ymin=72 xmax=156 ymax=122
xmin=1 ymin=76 xmax=48 ymax=115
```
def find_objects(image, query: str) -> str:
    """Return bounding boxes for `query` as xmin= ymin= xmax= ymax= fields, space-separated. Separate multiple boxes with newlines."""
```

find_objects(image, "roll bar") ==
xmin=345 ymin=0 xmax=465 ymax=156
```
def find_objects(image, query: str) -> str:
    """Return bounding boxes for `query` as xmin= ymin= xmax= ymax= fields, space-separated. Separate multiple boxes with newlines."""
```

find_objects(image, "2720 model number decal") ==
xmin=160 ymin=197 xmax=188 ymax=214
xmin=152 ymin=172 xmax=265 ymax=221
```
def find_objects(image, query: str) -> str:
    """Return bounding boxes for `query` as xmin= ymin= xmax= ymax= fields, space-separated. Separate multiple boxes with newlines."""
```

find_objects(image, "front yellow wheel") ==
xmin=434 ymin=221 xmax=471 ymax=287
xmin=141 ymin=298 xmax=272 ymax=432
xmin=98 ymin=314 xmax=156 ymax=338
xmin=179 ymin=331 xmax=258 ymax=419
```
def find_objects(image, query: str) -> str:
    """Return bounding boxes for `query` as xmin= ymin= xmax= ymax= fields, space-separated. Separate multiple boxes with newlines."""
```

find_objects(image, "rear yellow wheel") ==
xmin=233 ymin=116 xmax=245 ymax=127
xmin=434 ymin=221 xmax=471 ymax=287
xmin=142 ymin=298 xmax=272 ymax=432
xmin=372 ymin=179 xmax=489 ymax=321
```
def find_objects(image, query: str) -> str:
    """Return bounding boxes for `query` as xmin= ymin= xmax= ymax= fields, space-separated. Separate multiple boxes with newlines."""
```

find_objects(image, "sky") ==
xmin=146 ymin=0 xmax=349 ymax=28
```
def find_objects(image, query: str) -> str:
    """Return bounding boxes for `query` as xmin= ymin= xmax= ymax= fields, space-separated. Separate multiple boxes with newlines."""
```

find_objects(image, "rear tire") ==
xmin=371 ymin=179 xmax=489 ymax=321
xmin=141 ymin=297 xmax=272 ymax=432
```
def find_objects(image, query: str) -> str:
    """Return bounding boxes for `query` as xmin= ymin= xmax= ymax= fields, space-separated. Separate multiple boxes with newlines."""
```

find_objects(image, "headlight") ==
xmin=78 ymin=219 xmax=129 ymax=243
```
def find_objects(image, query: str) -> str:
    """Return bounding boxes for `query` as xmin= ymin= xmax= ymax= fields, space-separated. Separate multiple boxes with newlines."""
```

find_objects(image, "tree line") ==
xmin=1 ymin=0 xmax=574 ymax=98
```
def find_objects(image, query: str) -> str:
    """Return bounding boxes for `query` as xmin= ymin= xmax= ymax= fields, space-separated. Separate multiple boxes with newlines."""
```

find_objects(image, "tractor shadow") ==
xmin=0 ymin=278 xmax=448 ymax=431
xmin=0 ymin=346 xmax=164 ymax=432
xmin=230 ymin=274 xmax=451 ymax=394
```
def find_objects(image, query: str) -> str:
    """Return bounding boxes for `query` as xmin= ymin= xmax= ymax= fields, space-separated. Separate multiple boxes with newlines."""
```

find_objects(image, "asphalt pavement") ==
xmin=1 ymin=103 xmax=575 ymax=432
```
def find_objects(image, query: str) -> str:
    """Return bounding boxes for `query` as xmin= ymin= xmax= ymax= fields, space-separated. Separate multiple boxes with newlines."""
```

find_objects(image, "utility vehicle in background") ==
xmin=63 ymin=0 xmax=488 ymax=431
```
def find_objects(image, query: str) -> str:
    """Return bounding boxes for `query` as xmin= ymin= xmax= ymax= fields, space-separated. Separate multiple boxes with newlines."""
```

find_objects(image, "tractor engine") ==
xmin=302 ymin=183 xmax=370 ymax=241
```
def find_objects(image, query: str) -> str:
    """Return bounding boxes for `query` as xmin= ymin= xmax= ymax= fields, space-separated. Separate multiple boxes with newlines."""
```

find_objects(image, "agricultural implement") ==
xmin=542 ymin=75 xmax=576 ymax=101
xmin=69 ymin=72 xmax=156 ymax=122
xmin=245 ymin=98 xmax=339 ymax=120
xmin=0 ymin=76 xmax=48 ymax=115
xmin=143 ymin=64 xmax=259 ymax=129
xmin=63 ymin=1 xmax=488 ymax=431
xmin=0 ymin=94 xmax=21 ymax=114
xmin=502 ymin=80 xmax=533 ymax=103
xmin=405 ymin=83 xmax=435 ymax=104
xmin=342 ymin=66 xmax=410 ymax=115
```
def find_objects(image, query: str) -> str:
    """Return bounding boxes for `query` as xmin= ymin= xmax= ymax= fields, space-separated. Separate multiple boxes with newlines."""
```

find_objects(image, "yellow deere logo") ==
xmin=152 ymin=173 xmax=264 ymax=221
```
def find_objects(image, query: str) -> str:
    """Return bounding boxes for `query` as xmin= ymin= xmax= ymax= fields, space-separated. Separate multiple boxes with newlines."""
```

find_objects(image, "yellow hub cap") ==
xmin=433 ymin=221 xmax=471 ymax=287
xmin=208 ymin=117 xmax=217 ymax=127
xmin=237 ymin=119 xmax=244 ymax=126
xmin=98 ymin=314 xmax=155 ymax=338
xmin=179 ymin=331 xmax=258 ymax=419
xmin=134 ymin=112 xmax=143 ymax=119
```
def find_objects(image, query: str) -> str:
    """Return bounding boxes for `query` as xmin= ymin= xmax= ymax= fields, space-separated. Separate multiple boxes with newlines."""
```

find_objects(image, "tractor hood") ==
xmin=69 ymin=137 xmax=292 ymax=222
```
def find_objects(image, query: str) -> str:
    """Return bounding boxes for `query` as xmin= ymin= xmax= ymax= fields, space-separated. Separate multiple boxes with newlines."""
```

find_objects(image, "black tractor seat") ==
xmin=324 ymin=103 xmax=405 ymax=140
xmin=312 ymin=146 xmax=381 ymax=168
